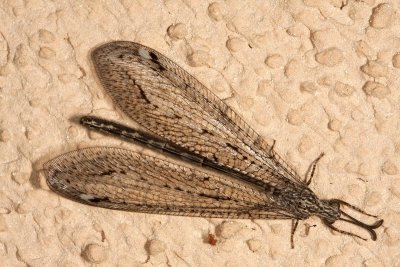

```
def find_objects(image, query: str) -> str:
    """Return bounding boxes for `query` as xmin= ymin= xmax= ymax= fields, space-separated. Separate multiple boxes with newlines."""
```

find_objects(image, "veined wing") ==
xmin=91 ymin=41 xmax=305 ymax=188
xmin=44 ymin=147 xmax=295 ymax=219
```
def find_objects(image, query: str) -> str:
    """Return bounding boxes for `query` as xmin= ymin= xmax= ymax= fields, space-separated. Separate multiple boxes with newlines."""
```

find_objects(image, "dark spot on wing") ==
xmin=150 ymin=64 xmax=165 ymax=72
xmin=149 ymin=51 xmax=158 ymax=61
xmin=99 ymin=170 xmax=116 ymax=176
xmin=198 ymin=193 xmax=230 ymax=201
xmin=201 ymin=129 xmax=214 ymax=135
xmin=158 ymin=65 xmax=166 ymax=71
xmin=137 ymin=84 xmax=151 ymax=104
xmin=226 ymin=143 xmax=239 ymax=152
xmin=272 ymin=188 xmax=281 ymax=196
xmin=125 ymin=71 xmax=151 ymax=104
xmin=89 ymin=196 xmax=110 ymax=203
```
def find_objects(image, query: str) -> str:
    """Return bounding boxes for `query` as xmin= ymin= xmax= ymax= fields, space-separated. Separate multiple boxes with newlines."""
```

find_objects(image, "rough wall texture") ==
xmin=0 ymin=0 xmax=399 ymax=266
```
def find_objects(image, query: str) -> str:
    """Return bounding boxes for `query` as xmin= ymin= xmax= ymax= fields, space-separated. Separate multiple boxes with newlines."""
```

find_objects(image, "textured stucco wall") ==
xmin=0 ymin=0 xmax=399 ymax=266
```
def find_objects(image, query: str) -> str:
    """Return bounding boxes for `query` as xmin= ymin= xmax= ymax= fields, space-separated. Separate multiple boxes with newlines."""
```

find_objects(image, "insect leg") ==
xmin=290 ymin=219 xmax=299 ymax=249
xmin=268 ymin=139 xmax=276 ymax=154
xmin=304 ymin=153 xmax=324 ymax=185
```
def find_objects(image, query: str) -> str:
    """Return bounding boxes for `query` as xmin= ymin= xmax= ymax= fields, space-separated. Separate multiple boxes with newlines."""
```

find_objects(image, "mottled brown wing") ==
xmin=44 ymin=147 xmax=295 ymax=219
xmin=91 ymin=41 xmax=305 ymax=188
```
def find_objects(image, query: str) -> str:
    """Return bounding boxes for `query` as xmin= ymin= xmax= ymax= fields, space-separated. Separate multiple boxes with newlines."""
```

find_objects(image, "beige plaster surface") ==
xmin=0 ymin=0 xmax=399 ymax=266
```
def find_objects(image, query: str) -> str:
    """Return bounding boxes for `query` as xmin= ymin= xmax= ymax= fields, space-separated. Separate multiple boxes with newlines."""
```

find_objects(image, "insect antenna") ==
xmin=323 ymin=199 xmax=384 ymax=241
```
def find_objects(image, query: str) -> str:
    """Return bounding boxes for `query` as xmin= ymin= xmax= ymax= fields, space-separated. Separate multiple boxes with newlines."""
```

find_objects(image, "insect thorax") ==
xmin=271 ymin=186 xmax=340 ymax=221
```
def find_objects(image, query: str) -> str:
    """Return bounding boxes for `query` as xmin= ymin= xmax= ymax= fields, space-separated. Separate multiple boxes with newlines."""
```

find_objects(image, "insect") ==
xmin=44 ymin=41 xmax=383 ymax=248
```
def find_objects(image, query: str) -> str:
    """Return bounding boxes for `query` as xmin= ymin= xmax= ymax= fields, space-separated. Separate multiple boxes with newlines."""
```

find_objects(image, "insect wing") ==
xmin=44 ymin=147 xmax=294 ymax=219
xmin=91 ymin=41 xmax=305 ymax=188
